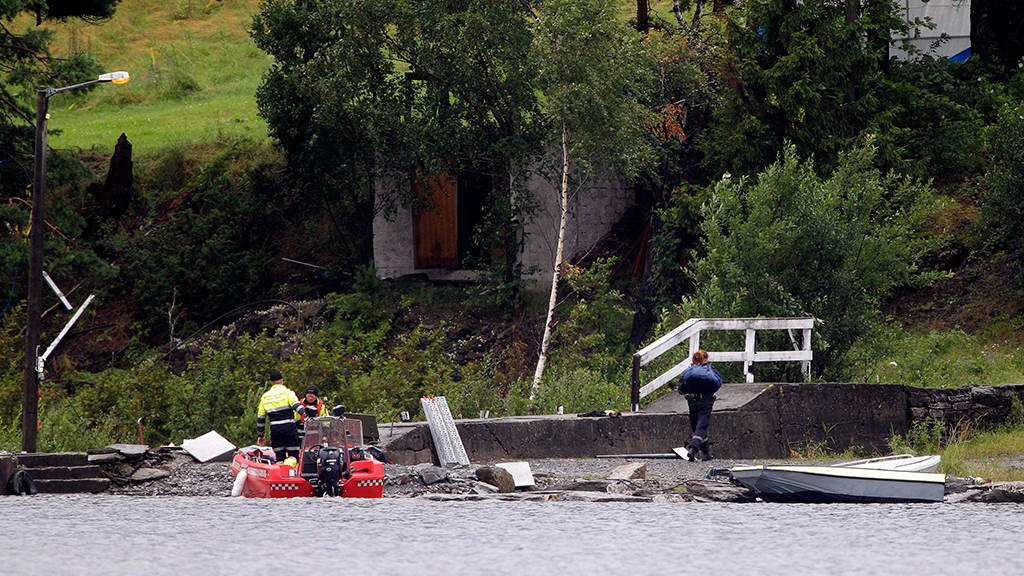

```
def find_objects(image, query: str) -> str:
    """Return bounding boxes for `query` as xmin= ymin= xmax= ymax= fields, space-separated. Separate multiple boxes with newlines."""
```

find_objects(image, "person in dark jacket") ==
xmin=679 ymin=349 xmax=723 ymax=461
xmin=297 ymin=385 xmax=327 ymax=440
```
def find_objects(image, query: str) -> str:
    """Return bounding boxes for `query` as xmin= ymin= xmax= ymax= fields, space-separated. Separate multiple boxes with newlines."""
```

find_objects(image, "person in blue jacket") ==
xmin=679 ymin=349 xmax=723 ymax=461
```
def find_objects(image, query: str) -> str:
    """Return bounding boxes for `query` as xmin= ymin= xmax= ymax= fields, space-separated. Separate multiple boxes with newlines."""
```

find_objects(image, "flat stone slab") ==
xmin=88 ymin=453 xmax=123 ymax=464
xmin=16 ymin=452 xmax=89 ymax=468
xmin=556 ymin=491 xmax=653 ymax=503
xmin=33 ymin=478 xmax=110 ymax=494
xmin=609 ymin=462 xmax=647 ymax=480
xmin=24 ymin=466 xmax=103 ymax=480
xmin=182 ymin=430 xmax=236 ymax=463
xmin=130 ymin=468 xmax=170 ymax=482
xmin=496 ymin=461 xmax=535 ymax=488
xmin=106 ymin=444 xmax=149 ymax=457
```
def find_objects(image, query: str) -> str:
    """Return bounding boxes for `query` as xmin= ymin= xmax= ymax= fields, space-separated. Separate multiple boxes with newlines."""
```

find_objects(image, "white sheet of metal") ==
xmin=182 ymin=430 xmax=237 ymax=463
xmin=496 ymin=461 xmax=535 ymax=488
xmin=420 ymin=396 xmax=470 ymax=467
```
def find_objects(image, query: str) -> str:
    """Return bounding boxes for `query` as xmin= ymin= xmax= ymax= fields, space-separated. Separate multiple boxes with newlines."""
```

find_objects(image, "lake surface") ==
xmin=1 ymin=495 xmax=1021 ymax=575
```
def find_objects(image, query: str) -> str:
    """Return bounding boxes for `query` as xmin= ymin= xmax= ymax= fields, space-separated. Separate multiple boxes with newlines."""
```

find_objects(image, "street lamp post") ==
xmin=22 ymin=71 xmax=130 ymax=453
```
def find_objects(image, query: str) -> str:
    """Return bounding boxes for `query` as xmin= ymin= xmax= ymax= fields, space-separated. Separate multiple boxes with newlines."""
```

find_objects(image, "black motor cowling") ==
xmin=317 ymin=447 xmax=344 ymax=497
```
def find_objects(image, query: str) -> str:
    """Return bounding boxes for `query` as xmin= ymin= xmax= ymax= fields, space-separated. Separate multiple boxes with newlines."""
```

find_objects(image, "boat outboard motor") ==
xmin=317 ymin=447 xmax=344 ymax=497
xmin=331 ymin=405 xmax=346 ymax=417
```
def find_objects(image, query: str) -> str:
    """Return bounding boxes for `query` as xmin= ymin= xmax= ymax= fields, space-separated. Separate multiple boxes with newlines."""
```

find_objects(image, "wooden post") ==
xmin=631 ymin=355 xmax=641 ymax=412
xmin=802 ymin=327 xmax=812 ymax=382
xmin=744 ymin=329 xmax=756 ymax=383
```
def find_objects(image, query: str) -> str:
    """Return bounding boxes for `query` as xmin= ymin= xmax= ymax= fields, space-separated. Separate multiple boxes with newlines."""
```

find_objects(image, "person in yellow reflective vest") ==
xmin=256 ymin=370 xmax=306 ymax=461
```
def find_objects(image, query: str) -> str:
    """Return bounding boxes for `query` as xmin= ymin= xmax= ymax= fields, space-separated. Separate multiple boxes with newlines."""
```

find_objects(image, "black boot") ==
xmin=686 ymin=446 xmax=697 ymax=462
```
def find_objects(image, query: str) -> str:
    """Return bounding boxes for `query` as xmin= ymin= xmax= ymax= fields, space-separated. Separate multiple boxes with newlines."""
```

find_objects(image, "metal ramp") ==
xmin=420 ymin=396 xmax=469 ymax=467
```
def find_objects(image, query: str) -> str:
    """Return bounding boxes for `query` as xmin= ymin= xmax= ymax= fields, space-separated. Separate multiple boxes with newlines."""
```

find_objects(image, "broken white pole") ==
xmin=42 ymin=271 xmax=73 ymax=310
xmin=37 ymin=294 xmax=94 ymax=378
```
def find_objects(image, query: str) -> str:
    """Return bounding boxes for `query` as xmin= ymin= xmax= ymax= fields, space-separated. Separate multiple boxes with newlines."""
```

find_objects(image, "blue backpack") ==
xmin=680 ymin=364 xmax=723 ymax=396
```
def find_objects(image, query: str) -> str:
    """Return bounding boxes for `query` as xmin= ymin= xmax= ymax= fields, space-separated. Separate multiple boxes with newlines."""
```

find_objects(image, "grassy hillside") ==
xmin=20 ymin=0 xmax=271 ymax=155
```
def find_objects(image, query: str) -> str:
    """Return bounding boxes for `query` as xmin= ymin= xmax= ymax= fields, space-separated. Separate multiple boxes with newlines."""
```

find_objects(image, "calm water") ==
xmin=0 ymin=495 xmax=1021 ymax=575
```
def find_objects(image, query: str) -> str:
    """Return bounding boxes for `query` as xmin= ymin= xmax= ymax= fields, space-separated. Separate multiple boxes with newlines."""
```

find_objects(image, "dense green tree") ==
xmin=981 ymin=102 xmax=1024 ymax=253
xmin=681 ymin=141 xmax=940 ymax=375
xmin=971 ymin=0 xmax=1024 ymax=78
xmin=700 ymin=0 xmax=906 ymax=176
xmin=252 ymin=0 xmax=544 ymax=269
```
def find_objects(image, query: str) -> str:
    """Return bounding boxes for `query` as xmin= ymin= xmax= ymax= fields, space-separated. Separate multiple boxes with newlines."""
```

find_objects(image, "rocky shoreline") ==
xmin=88 ymin=449 xmax=1024 ymax=503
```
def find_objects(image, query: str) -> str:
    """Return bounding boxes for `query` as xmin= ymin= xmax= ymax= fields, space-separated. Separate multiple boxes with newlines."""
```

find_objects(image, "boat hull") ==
xmin=838 ymin=454 xmax=941 ymax=473
xmin=231 ymin=452 xmax=385 ymax=499
xmin=730 ymin=466 xmax=945 ymax=503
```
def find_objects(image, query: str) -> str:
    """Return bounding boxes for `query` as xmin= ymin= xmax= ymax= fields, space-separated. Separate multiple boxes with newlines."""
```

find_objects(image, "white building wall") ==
xmin=372 ymin=200 xmax=415 ymax=279
xmin=891 ymin=0 xmax=972 ymax=60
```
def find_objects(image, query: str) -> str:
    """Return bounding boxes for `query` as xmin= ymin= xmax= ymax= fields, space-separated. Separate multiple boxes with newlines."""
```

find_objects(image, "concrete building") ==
xmin=372 ymin=165 xmax=633 ymax=291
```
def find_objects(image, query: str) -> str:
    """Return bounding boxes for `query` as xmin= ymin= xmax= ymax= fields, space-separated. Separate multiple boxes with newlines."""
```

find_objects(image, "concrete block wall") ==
xmin=521 ymin=169 xmax=634 ymax=292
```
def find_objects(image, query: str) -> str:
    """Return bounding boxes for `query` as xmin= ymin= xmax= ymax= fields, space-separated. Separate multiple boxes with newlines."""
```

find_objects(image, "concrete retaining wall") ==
xmin=386 ymin=383 xmax=1024 ymax=465
xmin=385 ymin=383 xmax=911 ymax=464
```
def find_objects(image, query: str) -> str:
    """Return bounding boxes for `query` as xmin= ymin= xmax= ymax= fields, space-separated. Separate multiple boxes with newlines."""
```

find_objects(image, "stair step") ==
xmin=33 ymin=478 xmax=110 ymax=494
xmin=16 ymin=452 xmax=89 ymax=468
xmin=24 ymin=465 xmax=104 ymax=480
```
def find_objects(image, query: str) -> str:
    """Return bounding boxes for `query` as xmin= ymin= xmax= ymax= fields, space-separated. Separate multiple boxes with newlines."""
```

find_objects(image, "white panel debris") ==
xmin=182 ymin=430 xmax=237 ymax=463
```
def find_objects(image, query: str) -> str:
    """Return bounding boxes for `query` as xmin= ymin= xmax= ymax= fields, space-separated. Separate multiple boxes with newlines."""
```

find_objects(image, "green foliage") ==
xmin=868 ymin=58 xmax=987 ymax=179
xmin=681 ymin=141 xmax=941 ymax=376
xmin=702 ymin=0 xmax=905 ymax=176
xmin=890 ymin=417 xmax=947 ymax=455
xmin=467 ymin=186 xmax=537 ymax=310
xmin=554 ymin=258 xmax=633 ymax=359
xmin=252 ymin=0 xmax=545 ymax=269
xmin=980 ymin=102 xmax=1024 ymax=248
xmin=532 ymin=0 xmax=655 ymax=177
xmin=1 ymin=0 xmax=123 ymax=198
xmin=1009 ymin=396 xmax=1024 ymax=428
xmin=842 ymin=323 xmax=1024 ymax=388
xmin=101 ymin=141 xmax=288 ymax=334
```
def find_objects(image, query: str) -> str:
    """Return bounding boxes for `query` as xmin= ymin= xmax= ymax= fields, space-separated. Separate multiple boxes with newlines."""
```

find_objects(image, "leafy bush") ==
xmin=680 ymin=141 xmax=941 ymax=376
xmin=981 ymin=102 xmax=1024 ymax=249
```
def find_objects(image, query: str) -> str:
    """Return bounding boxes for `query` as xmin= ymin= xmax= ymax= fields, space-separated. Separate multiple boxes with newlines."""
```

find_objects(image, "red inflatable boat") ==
xmin=231 ymin=417 xmax=385 ymax=498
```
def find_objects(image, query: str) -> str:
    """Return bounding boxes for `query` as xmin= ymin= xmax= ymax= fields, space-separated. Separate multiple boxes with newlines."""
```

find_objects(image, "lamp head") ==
xmin=98 ymin=71 xmax=130 ymax=85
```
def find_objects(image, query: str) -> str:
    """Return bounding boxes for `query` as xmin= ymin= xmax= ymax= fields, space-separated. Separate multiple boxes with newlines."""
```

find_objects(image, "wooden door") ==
xmin=413 ymin=172 xmax=458 ymax=269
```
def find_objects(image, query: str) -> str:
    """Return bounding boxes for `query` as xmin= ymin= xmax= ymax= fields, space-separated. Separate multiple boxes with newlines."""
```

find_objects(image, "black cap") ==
xmin=306 ymin=385 xmax=319 ymax=396
xmin=269 ymin=370 xmax=283 ymax=382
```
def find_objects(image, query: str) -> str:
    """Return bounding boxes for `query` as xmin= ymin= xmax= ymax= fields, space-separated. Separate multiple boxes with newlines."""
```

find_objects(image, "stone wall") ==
xmin=906 ymin=385 xmax=1024 ymax=428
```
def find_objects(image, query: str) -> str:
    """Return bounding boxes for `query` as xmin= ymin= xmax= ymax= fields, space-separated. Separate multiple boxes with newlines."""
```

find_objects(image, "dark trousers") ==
xmin=272 ymin=424 xmax=301 ymax=461
xmin=685 ymin=395 xmax=716 ymax=454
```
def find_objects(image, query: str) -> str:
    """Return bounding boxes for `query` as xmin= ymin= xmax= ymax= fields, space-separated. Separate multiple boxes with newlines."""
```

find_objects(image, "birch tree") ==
xmin=529 ymin=0 xmax=653 ymax=398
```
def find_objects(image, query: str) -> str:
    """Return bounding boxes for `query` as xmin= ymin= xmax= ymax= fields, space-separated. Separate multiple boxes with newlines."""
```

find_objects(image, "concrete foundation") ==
xmin=381 ymin=383 xmax=979 ymax=465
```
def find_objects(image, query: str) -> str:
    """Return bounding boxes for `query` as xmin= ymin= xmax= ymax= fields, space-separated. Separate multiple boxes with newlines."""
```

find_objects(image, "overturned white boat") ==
xmin=729 ymin=465 xmax=946 ymax=503
xmin=835 ymin=454 xmax=941 ymax=473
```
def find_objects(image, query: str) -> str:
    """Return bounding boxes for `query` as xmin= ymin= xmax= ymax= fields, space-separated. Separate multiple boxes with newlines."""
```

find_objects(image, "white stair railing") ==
xmin=630 ymin=317 xmax=814 ymax=411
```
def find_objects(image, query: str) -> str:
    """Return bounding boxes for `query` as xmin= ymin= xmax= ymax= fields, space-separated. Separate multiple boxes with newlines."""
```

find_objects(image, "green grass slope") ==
xmin=25 ymin=0 xmax=271 ymax=155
